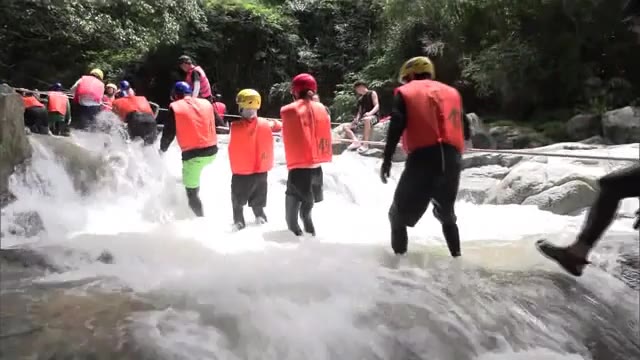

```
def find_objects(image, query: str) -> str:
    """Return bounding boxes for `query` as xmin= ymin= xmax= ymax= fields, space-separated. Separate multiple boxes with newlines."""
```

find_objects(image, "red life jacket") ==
xmin=397 ymin=79 xmax=465 ymax=154
xmin=185 ymin=65 xmax=212 ymax=99
xmin=170 ymin=96 xmax=218 ymax=151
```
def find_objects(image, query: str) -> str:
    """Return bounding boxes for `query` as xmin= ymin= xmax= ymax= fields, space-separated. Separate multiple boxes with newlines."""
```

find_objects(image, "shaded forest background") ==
xmin=1 ymin=0 xmax=638 ymax=134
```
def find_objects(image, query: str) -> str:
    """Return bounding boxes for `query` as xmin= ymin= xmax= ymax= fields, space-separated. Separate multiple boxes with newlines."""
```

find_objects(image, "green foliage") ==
xmin=1 ymin=0 xmax=639 ymax=123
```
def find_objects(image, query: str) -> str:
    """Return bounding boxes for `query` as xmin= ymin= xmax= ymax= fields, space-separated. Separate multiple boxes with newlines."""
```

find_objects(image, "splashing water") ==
xmin=1 ymin=126 xmax=638 ymax=360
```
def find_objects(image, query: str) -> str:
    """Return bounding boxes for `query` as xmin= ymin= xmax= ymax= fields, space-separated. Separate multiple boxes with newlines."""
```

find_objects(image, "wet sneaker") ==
xmin=255 ymin=216 xmax=267 ymax=225
xmin=347 ymin=142 xmax=360 ymax=151
xmin=535 ymin=240 xmax=590 ymax=277
xmin=357 ymin=145 xmax=369 ymax=153
xmin=232 ymin=222 xmax=246 ymax=232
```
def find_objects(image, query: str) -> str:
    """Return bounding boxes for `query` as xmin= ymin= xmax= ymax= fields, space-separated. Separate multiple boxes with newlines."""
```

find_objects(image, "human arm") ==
xmin=191 ymin=71 xmax=201 ymax=98
xmin=364 ymin=91 xmax=380 ymax=117
xmin=159 ymin=107 xmax=177 ymax=152
xmin=69 ymin=79 xmax=81 ymax=94
xmin=150 ymin=102 xmax=160 ymax=118
xmin=270 ymin=119 xmax=282 ymax=133
xmin=64 ymin=100 xmax=71 ymax=124
xmin=380 ymin=93 xmax=407 ymax=183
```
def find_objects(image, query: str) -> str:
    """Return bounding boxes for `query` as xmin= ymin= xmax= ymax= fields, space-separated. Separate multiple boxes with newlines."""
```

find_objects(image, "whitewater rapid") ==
xmin=1 ymin=128 xmax=638 ymax=360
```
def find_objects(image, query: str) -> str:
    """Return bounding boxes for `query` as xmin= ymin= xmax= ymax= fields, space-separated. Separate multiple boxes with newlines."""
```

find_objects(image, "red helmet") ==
xmin=291 ymin=73 xmax=317 ymax=94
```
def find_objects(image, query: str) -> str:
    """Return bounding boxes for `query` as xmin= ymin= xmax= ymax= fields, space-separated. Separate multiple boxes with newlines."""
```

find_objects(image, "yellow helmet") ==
xmin=106 ymin=83 xmax=117 ymax=90
xmin=90 ymin=68 xmax=104 ymax=80
xmin=236 ymin=89 xmax=261 ymax=110
xmin=398 ymin=56 xmax=435 ymax=84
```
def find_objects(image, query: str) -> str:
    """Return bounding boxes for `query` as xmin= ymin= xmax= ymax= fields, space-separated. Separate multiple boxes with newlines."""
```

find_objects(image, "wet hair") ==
xmin=178 ymin=55 xmax=193 ymax=65
xmin=296 ymin=89 xmax=315 ymax=100
xmin=414 ymin=73 xmax=432 ymax=80
xmin=353 ymin=80 xmax=367 ymax=88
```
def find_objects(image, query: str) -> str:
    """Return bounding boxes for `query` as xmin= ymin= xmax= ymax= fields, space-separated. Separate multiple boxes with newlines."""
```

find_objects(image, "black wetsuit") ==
xmin=382 ymin=92 xmax=468 ymax=257
xmin=576 ymin=165 xmax=640 ymax=247
xmin=126 ymin=112 xmax=157 ymax=145
xmin=24 ymin=105 xmax=49 ymax=135
xmin=285 ymin=167 xmax=324 ymax=237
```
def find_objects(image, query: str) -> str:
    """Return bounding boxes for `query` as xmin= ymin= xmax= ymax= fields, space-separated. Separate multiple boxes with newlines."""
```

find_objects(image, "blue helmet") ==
xmin=49 ymin=82 xmax=62 ymax=91
xmin=174 ymin=81 xmax=192 ymax=95
xmin=119 ymin=80 xmax=130 ymax=90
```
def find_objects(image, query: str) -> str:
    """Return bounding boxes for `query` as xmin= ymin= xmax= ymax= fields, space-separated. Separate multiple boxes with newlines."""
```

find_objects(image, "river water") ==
xmin=0 ymin=128 xmax=638 ymax=359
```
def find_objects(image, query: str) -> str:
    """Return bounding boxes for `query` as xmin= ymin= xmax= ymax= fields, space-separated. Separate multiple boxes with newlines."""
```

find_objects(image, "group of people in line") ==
xmin=14 ymin=50 xmax=640 ymax=279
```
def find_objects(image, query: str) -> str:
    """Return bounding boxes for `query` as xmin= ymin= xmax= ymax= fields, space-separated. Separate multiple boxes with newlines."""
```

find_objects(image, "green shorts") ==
xmin=182 ymin=155 xmax=216 ymax=189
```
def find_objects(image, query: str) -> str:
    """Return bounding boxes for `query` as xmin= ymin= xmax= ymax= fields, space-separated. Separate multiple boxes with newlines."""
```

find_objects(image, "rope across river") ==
xmin=11 ymin=86 xmax=640 ymax=163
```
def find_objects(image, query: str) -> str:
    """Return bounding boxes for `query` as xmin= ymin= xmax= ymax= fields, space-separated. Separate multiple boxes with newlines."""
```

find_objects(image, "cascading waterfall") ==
xmin=0 ymin=127 xmax=638 ymax=360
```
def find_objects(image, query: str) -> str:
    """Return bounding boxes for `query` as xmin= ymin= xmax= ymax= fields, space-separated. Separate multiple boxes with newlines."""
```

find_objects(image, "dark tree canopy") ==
xmin=1 ymin=0 xmax=638 ymax=127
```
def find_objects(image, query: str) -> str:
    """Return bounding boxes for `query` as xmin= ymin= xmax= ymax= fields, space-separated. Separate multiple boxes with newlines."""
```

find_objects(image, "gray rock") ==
xmin=566 ymin=114 xmax=602 ymax=141
xmin=5 ymin=211 xmax=45 ymax=238
xmin=522 ymin=180 xmax=598 ymax=215
xmin=489 ymin=125 xmax=552 ymax=149
xmin=602 ymin=106 xmax=640 ymax=144
xmin=462 ymin=152 xmax=524 ymax=169
xmin=579 ymin=135 xmax=609 ymax=145
xmin=28 ymin=134 xmax=112 ymax=195
xmin=0 ymin=83 xmax=32 ymax=205
xmin=458 ymin=177 xmax=500 ymax=204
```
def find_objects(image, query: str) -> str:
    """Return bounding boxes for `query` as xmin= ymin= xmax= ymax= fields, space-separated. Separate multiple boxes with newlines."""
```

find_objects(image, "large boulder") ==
xmin=29 ymin=134 xmax=112 ymax=194
xmin=0 ymin=83 xmax=31 ymax=207
xmin=466 ymin=113 xmax=497 ymax=149
xmin=489 ymin=125 xmax=552 ymax=149
xmin=521 ymin=180 xmax=598 ymax=215
xmin=566 ymin=114 xmax=602 ymax=141
xmin=602 ymin=106 xmax=640 ymax=144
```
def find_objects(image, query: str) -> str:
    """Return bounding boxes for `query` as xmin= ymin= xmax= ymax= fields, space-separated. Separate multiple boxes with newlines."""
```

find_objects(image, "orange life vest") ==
xmin=170 ymin=96 xmax=217 ymax=152
xmin=397 ymin=79 xmax=465 ymax=154
xmin=47 ymin=92 xmax=68 ymax=115
xmin=270 ymin=119 xmax=282 ymax=133
xmin=280 ymin=99 xmax=332 ymax=170
xmin=75 ymin=75 xmax=105 ymax=103
xmin=23 ymin=96 xmax=44 ymax=109
xmin=228 ymin=117 xmax=276 ymax=175
xmin=112 ymin=96 xmax=153 ymax=121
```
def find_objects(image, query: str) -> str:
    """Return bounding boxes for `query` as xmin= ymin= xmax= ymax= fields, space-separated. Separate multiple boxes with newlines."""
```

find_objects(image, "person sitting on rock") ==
xmin=343 ymin=80 xmax=380 ymax=153
xmin=22 ymin=92 xmax=50 ymax=135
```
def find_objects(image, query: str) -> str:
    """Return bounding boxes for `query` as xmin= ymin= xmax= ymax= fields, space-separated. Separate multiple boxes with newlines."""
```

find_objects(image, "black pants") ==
xmin=286 ymin=167 xmax=324 ymax=204
xmin=126 ymin=112 xmax=158 ymax=145
xmin=231 ymin=172 xmax=268 ymax=225
xmin=24 ymin=107 xmax=49 ymax=135
xmin=50 ymin=121 xmax=69 ymax=136
xmin=388 ymin=144 xmax=462 ymax=256
xmin=577 ymin=164 xmax=640 ymax=248
xmin=285 ymin=167 xmax=324 ymax=236
xmin=71 ymin=104 xmax=101 ymax=130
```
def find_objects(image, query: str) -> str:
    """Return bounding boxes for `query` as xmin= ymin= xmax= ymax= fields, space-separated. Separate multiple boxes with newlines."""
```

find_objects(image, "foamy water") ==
xmin=1 ymin=125 xmax=638 ymax=360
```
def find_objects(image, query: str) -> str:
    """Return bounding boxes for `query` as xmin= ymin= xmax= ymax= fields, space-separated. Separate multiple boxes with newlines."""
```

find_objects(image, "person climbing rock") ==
xmin=111 ymin=94 xmax=158 ymax=145
xmin=22 ymin=92 xmax=49 ymax=135
xmin=280 ymin=73 xmax=332 ymax=237
xmin=159 ymin=81 xmax=218 ymax=217
xmin=380 ymin=56 xmax=465 ymax=258
xmin=177 ymin=55 xmax=223 ymax=126
xmin=69 ymin=68 xmax=105 ymax=130
xmin=46 ymin=83 xmax=71 ymax=136
xmin=344 ymin=80 xmax=380 ymax=153
xmin=228 ymin=89 xmax=282 ymax=231
xmin=536 ymin=165 xmax=640 ymax=276
xmin=102 ymin=83 xmax=117 ymax=111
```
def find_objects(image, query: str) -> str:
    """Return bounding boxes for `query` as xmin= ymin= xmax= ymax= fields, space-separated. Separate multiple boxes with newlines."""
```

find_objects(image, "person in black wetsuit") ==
xmin=535 ymin=0 xmax=640 ymax=277
xmin=380 ymin=56 xmax=470 ymax=258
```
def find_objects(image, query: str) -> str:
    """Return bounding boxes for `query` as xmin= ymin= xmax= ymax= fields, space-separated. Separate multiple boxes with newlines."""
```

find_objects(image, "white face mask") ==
xmin=240 ymin=109 xmax=257 ymax=119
